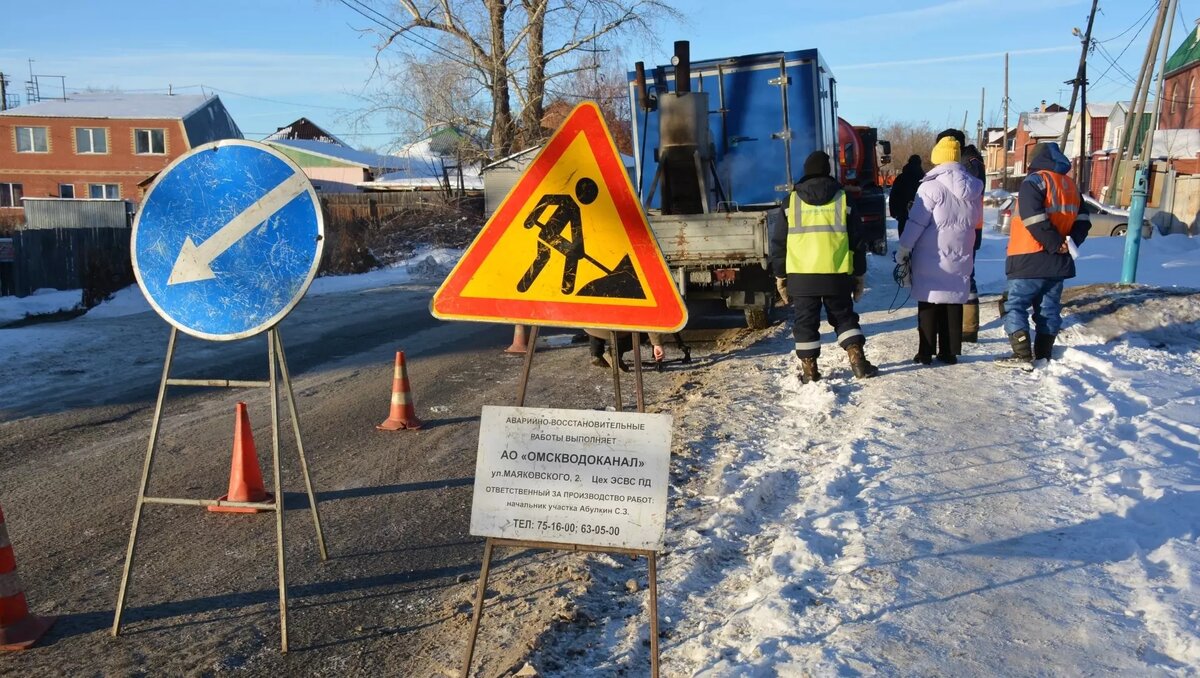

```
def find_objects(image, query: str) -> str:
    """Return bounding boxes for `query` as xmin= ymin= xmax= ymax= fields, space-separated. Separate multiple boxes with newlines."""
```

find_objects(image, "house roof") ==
xmin=1086 ymin=102 xmax=1117 ymax=118
xmin=481 ymin=146 xmax=542 ymax=172
xmin=370 ymin=158 xmax=484 ymax=190
xmin=0 ymin=93 xmax=215 ymax=119
xmin=266 ymin=138 xmax=409 ymax=171
xmin=1165 ymin=25 xmax=1200 ymax=75
xmin=987 ymin=127 xmax=1015 ymax=144
xmin=263 ymin=117 xmax=348 ymax=147
xmin=1022 ymin=111 xmax=1071 ymax=138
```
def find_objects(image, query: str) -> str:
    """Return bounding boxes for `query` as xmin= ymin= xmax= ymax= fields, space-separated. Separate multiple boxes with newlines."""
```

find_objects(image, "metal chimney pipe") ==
xmin=673 ymin=41 xmax=691 ymax=93
xmin=635 ymin=61 xmax=651 ymax=110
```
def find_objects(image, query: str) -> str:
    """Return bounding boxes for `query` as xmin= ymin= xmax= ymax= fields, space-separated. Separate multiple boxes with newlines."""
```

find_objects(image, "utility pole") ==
xmin=1079 ymin=53 xmax=1089 ymax=190
xmin=1123 ymin=0 xmax=1179 ymax=284
xmin=978 ymin=87 xmax=986 ymax=148
xmin=1059 ymin=0 xmax=1099 ymax=161
xmin=1002 ymin=52 xmax=1010 ymax=189
xmin=1111 ymin=0 xmax=1171 ymax=203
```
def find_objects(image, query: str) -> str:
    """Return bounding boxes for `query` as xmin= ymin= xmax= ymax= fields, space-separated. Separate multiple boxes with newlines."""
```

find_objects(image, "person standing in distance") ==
xmin=888 ymin=154 xmax=925 ymax=237
xmin=770 ymin=151 xmax=878 ymax=383
xmin=997 ymin=142 xmax=1090 ymax=367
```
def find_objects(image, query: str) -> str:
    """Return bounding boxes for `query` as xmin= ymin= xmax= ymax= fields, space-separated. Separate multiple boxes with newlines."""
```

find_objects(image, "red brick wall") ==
xmin=1160 ymin=64 xmax=1200 ymax=129
xmin=0 ymin=115 xmax=191 ymax=215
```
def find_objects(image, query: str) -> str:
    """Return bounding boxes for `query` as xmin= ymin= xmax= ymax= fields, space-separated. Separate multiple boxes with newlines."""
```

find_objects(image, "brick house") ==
xmin=0 ymin=93 xmax=241 ymax=221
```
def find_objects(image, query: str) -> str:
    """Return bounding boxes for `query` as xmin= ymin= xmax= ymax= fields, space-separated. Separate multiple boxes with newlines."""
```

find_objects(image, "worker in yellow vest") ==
xmin=770 ymin=151 xmax=878 ymax=384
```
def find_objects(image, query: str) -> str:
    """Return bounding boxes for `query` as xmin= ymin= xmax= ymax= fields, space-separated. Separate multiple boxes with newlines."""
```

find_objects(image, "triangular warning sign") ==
xmin=431 ymin=102 xmax=687 ymax=333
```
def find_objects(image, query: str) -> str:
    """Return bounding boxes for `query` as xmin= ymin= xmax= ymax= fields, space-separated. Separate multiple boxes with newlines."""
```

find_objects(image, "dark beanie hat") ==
xmin=803 ymin=151 xmax=832 ymax=177
xmin=907 ymin=154 xmax=922 ymax=165
xmin=936 ymin=128 xmax=966 ymax=145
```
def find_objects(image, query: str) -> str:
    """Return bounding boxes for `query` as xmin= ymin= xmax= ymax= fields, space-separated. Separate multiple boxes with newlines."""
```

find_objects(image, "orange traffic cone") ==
xmin=378 ymin=351 xmax=423 ymax=431
xmin=0 ymin=503 xmax=55 ymax=651
xmin=209 ymin=402 xmax=274 ymax=514
xmin=505 ymin=325 xmax=528 ymax=354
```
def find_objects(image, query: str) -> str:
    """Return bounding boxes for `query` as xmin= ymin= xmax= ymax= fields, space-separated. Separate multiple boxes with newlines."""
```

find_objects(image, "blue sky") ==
xmin=0 ymin=0 xmax=1194 ymax=149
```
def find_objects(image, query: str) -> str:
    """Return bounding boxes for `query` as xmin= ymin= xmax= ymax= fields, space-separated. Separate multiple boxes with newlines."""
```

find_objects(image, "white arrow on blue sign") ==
xmin=133 ymin=139 xmax=325 ymax=341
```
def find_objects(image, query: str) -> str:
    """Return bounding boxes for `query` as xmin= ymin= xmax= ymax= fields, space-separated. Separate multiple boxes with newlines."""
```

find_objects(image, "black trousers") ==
xmin=917 ymin=302 xmax=963 ymax=359
xmin=792 ymin=294 xmax=863 ymax=358
xmin=589 ymin=334 xmax=632 ymax=358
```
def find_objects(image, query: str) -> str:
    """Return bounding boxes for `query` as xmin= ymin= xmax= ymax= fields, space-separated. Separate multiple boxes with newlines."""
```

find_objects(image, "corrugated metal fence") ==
xmin=8 ymin=199 xmax=134 ymax=297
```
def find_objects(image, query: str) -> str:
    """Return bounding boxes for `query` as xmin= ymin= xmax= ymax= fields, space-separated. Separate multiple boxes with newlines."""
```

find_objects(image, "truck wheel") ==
xmin=745 ymin=306 xmax=769 ymax=330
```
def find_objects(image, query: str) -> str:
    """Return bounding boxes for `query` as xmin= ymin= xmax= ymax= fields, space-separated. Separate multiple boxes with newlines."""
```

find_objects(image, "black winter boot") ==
xmin=1034 ymin=333 xmax=1056 ymax=361
xmin=845 ymin=344 xmax=878 ymax=379
xmin=798 ymin=357 xmax=821 ymax=384
xmin=996 ymin=330 xmax=1033 ymax=369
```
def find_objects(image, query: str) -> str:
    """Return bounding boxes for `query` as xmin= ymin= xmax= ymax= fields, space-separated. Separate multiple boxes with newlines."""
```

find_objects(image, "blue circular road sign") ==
xmin=133 ymin=140 xmax=324 ymax=341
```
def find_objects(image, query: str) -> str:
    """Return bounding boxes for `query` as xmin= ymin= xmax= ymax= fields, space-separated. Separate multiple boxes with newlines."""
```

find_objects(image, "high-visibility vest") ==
xmin=1008 ymin=170 xmax=1081 ymax=256
xmin=786 ymin=190 xmax=851 ymax=274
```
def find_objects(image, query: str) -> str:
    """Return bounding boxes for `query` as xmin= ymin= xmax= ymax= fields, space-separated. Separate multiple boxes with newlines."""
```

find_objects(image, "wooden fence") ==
xmin=320 ymin=192 xmax=483 ymax=225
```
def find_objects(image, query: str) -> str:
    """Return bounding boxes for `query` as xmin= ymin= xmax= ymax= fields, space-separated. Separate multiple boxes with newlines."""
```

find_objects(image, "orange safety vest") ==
xmin=1007 ymin=170 xmax=1080 ymax=256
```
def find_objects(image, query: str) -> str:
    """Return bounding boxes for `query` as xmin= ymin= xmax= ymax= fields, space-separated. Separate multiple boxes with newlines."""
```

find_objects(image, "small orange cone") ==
xmin=0 ymin=503 xmax=55 ymax=651
xmin=504 ymin=325 xmax=528 ymax=354
xmin=378 ymin=351 xmax=423 ymax=431
xmin=209 ymin=402 xmax=274 ymax=514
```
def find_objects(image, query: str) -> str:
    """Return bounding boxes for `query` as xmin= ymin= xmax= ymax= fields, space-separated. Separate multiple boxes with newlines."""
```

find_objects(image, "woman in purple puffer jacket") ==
xmin=896 ymin=137 xmax=983 ymax=364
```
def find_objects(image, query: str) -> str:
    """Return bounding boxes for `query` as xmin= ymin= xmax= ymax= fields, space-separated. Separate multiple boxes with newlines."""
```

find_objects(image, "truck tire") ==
xmin=745 ymin=306 xmax=769 ymax=330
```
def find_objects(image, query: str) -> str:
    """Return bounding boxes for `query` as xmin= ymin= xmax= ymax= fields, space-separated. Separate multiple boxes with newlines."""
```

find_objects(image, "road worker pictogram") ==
xmin=432 ymin=102 xmax=685 ymax=333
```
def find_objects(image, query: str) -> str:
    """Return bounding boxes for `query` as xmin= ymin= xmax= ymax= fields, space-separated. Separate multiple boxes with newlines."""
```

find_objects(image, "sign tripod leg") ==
xmin=516 ymin=326 xmax=540 ymax=407
xmin=273 ymin=329 xmax=328 ymax=561
xmin=268 ymin=331 xmax=290 ymax=653
xmin=112 ymin=327 xmax=179 ymax=636
xmin=649 ymin=551 xmax=660 ymax=678
xmin=460 ymin=537 xmax=496 ymax=678
xmin=609 ymin=330 xmax=623 ymax=411
xmin=632 ymin=331 xmax=645 ymax=413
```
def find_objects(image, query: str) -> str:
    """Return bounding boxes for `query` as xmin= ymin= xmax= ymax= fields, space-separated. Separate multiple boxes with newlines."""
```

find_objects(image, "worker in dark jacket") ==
xmin=888 ymin=154 xmax=924 ymax=237
xmin=960 ymin=143 xmax=987 ymax=344
xmin=998 ymin=142 xmax=1090 ymax=366
xmin=770 ymin=151 xmax=878 ymax=383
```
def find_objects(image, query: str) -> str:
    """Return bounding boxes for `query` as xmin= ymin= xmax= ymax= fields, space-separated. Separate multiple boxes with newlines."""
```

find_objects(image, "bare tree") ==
xmin=349 ymin=0 xmax=677 ymax=156
xmin=874 ymin=119 xmax=939 ymax=180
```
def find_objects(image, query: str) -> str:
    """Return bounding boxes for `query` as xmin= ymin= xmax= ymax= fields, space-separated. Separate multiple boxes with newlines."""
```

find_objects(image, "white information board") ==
xmin=470 ymin=405 xmax=672 ymax=551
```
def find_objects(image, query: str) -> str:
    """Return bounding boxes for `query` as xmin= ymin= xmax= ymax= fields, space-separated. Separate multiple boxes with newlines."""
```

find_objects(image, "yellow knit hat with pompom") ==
xmin=931 ymin=136 xmax=961 ymax=165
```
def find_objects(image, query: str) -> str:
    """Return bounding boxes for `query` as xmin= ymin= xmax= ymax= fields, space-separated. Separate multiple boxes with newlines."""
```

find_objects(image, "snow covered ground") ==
xmin=531 ymin=225 xmax=1200 ymax=676
xmin=2 ymin=219 xmax=1198 ymax=675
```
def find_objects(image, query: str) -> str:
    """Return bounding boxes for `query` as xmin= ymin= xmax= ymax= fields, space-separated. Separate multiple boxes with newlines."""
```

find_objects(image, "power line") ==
xmin=202 ymin=85 xmax=346 ymax=111
xmin=1091 ymin=5 xmax=1158 ymax=86
xmin=336 ymin=0 xmax=477 ymax=70
xmin=1096 ymin=1 xmax=1158 ymax=43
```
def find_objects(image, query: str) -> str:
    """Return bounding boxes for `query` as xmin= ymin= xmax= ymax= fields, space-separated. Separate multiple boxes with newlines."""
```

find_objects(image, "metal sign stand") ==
xmin=514 ymin=327 xmax=645 ymax=412
xmin=463 ymin=327 xmax=659 ymax=677
xmin=111 ymin=327 xmax=328 ymax=653
xmin=460 ymin=538 xmax=660 ymax=678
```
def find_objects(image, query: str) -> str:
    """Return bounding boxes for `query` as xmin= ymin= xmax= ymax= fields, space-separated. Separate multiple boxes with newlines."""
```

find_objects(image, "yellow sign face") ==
xmin=432 ymin=102 xmax=687 ymax=333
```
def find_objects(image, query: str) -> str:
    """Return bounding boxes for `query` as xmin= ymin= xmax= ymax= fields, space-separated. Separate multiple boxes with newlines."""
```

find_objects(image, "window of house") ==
xmin=75 ymin=127 xmax=108 ymax=154
xmin=134 ymin=128 xmax=166 ymax=154
xmin=15 ymin=126 xmax=48 ymax=153
xmin=0 ymin=183 xmax=23 ymax=207
xmin=1006 ymin=137 xmax=1015 ymax=152
xmin=1171 ymin=83 xmax=1179 ymax=114
xmin=1190 ymin=76 xmax=1196 ymax=109
xmin=59 ymin=184 xmax=75 ymax=199
xmin=88 ymin=183 xmax=120 ymax=199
